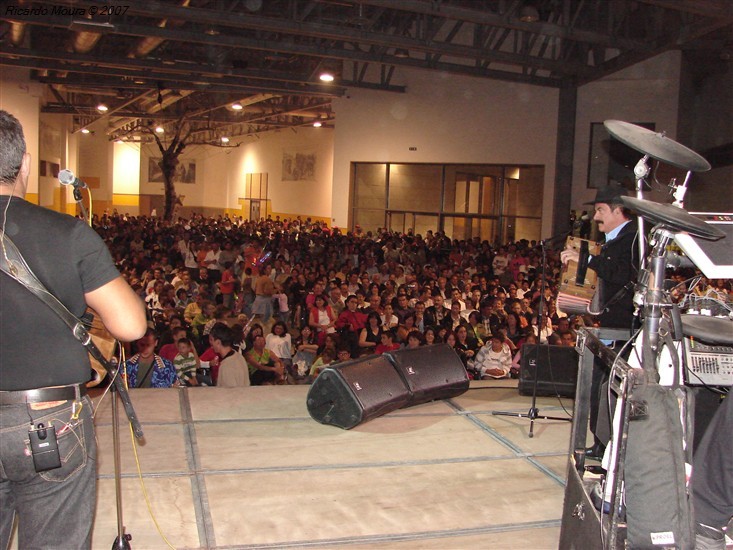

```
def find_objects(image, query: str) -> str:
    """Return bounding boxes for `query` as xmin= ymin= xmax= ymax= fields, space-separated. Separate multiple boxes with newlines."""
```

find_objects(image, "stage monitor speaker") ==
xmin=307 ymin=354 xmax=411 ymax=429
xmin=307 ymin=344 xmax=470 ymax=429
xmin=387 ymin=344 xmax=470 ymax=406
xmin=518 ymin=344 xmax=578 ymax=398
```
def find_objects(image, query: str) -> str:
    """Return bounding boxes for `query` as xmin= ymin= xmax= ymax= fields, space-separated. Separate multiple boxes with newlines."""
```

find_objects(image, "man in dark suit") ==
xmin=562 ymin=182 xmax=638 ymax=460
xmin=424 ymin=290 xmax=450 ymax=328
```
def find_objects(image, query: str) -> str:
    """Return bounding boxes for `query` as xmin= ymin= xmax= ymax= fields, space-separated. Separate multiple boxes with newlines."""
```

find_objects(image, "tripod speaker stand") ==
xmin=490 ymin=238 xmax=572 ymax=437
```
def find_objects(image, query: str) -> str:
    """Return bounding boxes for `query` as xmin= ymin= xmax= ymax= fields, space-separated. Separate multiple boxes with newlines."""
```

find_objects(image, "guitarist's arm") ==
xmin=85 ymin=276 xmax=147 ymax=342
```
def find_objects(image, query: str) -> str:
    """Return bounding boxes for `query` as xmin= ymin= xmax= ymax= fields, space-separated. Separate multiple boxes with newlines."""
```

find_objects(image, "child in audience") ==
xmin=309 ymin=349 xmax=335 ymax=379
xmin=174 ymin=337 xmax=202 ymax=386
xmin=272 ymin=282 xmax=291 ymax=324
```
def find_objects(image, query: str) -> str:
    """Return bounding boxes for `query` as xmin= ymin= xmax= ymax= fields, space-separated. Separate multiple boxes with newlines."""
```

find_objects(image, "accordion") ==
xmin=557 ymin=237 xmax=601 ymax=315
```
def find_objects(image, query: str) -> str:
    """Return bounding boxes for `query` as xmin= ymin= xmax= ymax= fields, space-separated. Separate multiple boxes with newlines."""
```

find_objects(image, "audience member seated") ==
xmin=454 ymin=324 xmax=478 ymax=364
xmin=292 ymin=325 xmax=319 ymax=379
xmin=471 ymin=335 xmax=513 ymax=379
xmin=424 ymin=291 xmax=449 ymax=327
xmin=210 ymin=322 xmax=250 ymax=387
xmin=173 ymin=337 xmax=212 ymax=386
xmin=309 ymin=294 xmax=337 ymax=345
xmin=125 ymin=329 xmax=178 ymax=388
xmin=358 ymin=312 xmax=383 ymax=355
xmin=405 ymin=330 xmax=424 ymax=349
xmin=336 ymin=294 xmax=368 ymax=356
xmin=245 ymin=334 xmax=285 ymax=385
xmin=266 ymin=321 xmax=293 ymax=375
xmin=441 ymin=301 xmax=467 ymax=332
xmin=375 ymin=329 xmax=400 ymax=355
xmin=510 ymin=333 xmax=537 ymax=378
xmin=380 ymin=303 xmax=399 ymax=331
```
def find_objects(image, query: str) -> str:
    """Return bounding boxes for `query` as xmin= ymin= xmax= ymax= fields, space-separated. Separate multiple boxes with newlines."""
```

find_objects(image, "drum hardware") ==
xmin=619 ymin=197 xmax=726 ymax=240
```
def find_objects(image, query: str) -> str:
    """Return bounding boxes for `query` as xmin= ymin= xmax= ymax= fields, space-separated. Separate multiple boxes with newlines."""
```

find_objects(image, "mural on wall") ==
xmin=282 ymin=149 xmax=316 ymax=181
xmin=148 ymin=157 xmax=196 ymax=184
xmin=587 ymin=122 xmax=655 ymax=188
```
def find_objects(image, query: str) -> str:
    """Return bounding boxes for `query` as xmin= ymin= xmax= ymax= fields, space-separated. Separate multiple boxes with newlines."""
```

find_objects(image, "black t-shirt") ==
xmin=0 ymin=197 xmax=120 ymax=390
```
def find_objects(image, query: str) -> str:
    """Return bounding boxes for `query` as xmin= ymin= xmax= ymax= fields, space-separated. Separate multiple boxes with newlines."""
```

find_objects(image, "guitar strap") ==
xmin=0 ymin=230 xmax=123 ymax=383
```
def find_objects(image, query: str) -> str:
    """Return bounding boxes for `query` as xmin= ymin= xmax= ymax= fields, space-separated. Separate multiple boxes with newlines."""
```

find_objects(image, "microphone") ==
xmin=540 ymin=230 xmax=571 ymax=247
xmin=58 ymin=169 xmax=87 ymax=189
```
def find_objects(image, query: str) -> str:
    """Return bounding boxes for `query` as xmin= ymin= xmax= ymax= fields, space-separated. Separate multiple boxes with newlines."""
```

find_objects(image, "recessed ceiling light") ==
xmin=155 ymin=126 xmax=165 ymax=133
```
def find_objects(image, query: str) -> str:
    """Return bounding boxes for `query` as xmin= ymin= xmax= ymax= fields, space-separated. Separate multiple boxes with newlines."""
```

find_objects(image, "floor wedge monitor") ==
xmin=307 ymin=354 xmax=411 ymax=429
xmin=307 ymin=344 xmax=469 ymax=429
xmin=387 ymin=344 xmax=470 ymax=406
xmin=518 ymin=344 xmax=578 ymax=398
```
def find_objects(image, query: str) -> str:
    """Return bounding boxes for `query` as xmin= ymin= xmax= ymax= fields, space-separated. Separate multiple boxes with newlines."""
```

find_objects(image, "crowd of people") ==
xmin=88 ymin=209 xmax=731 ymax=388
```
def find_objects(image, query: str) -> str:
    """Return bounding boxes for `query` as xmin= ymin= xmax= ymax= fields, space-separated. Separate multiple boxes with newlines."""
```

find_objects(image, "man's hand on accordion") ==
xmin=560 ymin=245 xmax=580 ymax=265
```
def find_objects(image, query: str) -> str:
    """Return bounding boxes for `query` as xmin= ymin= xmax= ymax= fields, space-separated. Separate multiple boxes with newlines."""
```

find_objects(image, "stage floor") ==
xmin=17 ymin=381 xmax=578 ymax=549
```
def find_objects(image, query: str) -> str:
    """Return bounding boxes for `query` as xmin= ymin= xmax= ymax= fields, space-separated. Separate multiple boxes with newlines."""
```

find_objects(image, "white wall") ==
xmin=571 ymin=51 xmax=682 ymax=209
xmin=113 ymin=141 xmax=140 ymax=195
xmin=136 ymin=127 xmax=334 ymax=217
xmin=331 ymin=67 xmax=560 ymax=235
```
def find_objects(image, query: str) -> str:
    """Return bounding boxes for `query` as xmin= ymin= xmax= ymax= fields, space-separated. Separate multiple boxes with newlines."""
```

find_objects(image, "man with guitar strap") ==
xmin=0 ymin=110 xmax=147 ymax=549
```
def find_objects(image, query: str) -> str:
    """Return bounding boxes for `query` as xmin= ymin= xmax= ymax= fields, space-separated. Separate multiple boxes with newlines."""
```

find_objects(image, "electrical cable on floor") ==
xmin=126 ymin=375 xmax=178 ymax=550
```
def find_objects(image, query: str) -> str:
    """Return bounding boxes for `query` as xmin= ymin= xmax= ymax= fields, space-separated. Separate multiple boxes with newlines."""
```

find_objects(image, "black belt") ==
xmin=0 ymin=384 xmax=87 ymax=405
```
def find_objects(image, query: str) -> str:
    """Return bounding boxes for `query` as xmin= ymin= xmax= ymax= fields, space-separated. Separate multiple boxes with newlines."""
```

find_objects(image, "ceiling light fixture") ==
xmin=394 ymin=48 xmax=409 ymax=59
xmin=155 ymin=126 xmax=165 ymax=133
xmin=231 ymin=102 xmax=243 ymax=110
xmin=519 ymin=5 xmax=540 ymax=23
xmin=96 ymin=103 xmax=108 ymax=112
xmin=81 ymin=128 xmax=90 ymax=134
xmin=221 ymin=136 xmax=230 ymax=143
xmin=313 ymin=121 xmax=323 ymax=128
xmin=319 ymin=71 xmax=335 ymax=82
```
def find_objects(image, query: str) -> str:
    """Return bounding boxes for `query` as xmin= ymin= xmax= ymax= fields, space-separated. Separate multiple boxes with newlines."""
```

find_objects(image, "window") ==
xmin=351 ymin=162 xmax=544 ymax=244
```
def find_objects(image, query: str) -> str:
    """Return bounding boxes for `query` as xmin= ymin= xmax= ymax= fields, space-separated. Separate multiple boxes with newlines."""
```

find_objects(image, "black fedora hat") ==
xmin=584 ymin=182 xmax=628 ymax=205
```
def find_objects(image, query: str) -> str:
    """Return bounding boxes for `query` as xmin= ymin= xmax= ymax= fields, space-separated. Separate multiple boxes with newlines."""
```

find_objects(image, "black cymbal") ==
xmin=619 ymin=196 xmax=725 ymax=239
xmin=604 ymin=120 xmax=711 ymax=172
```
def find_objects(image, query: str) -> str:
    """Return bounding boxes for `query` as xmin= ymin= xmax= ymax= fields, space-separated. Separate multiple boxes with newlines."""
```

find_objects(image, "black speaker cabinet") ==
xmin=559 ymin=460 xmax=604 ymax=550
xmin=518 ymin=344 xmax=578 ymax=398
xmin=387 ymin=344 xmax=470 ymax=406
xmin=307 ymin=344 xmax=469 ymax=429
xmin=307 ymin=354 xmax=411 ymax=429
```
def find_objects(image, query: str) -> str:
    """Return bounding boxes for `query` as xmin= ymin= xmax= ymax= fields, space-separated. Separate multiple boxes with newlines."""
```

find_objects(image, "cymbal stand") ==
xmin=491 ymin=239 xmax=571 ymax=437
xmin=636 ymin=226 xmax=676 ymax=373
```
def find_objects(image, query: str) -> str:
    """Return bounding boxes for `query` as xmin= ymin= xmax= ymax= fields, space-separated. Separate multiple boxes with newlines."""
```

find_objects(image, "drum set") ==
xmin=560 ymin=121 xmax=733 ymax=549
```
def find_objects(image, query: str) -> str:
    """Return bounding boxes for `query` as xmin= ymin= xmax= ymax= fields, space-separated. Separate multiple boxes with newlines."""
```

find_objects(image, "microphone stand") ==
xmin=491 ymin=238 xmax=571 ymax=437
xmin=72 ymin=185 xmax=90 ymax=224
xmin=67 ymin=180 xmax=137 ymax=548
